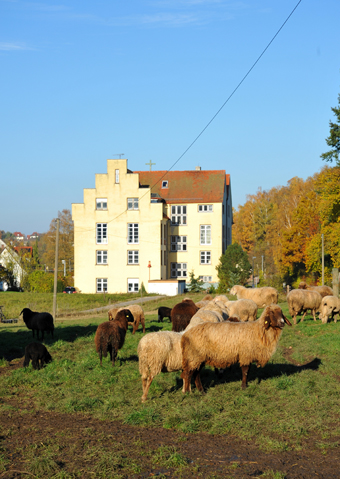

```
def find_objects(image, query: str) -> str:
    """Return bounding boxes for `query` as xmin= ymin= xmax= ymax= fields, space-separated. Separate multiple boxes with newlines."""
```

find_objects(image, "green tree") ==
xmin=216 ymin=243 xmax=251 ymax=292
xmin=187 ymin=270 xmax=204 ymax=292
xmin=321 ymin=93 xmax=340 ymax=166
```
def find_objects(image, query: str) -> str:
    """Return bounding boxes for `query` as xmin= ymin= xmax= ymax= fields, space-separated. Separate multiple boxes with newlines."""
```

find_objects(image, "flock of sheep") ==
xmin=19 ymin=281 xmax=339 ymax=402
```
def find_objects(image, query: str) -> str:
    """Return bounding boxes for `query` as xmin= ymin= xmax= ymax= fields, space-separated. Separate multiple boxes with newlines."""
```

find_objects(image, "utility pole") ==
xmin=322 ymin=233 xmax=324 ymax=286
xmin=252 ymin=257 xmax=256 ymax=288
xmin=53 ymin=218 xmax=60 ymax=321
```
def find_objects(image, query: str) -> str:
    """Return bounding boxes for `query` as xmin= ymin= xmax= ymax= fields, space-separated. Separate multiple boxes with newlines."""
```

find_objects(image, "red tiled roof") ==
xmin=135 ymin=170 xmax=227 ymax=204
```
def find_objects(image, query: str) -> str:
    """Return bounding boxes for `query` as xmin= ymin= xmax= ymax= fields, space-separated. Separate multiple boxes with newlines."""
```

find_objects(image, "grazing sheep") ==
xmin=202 ymin=294 xmax=213 ymax=302
xmin=158 ymin=306 xmax=172 ymax=323
xmin=186 ymin=310 xmax=223 ymax=331
xmin=111 ymin=304 xmax=146 ymax=334
xmin=229 ymin=285 xmax=278 ymax=308
xmin=287 ymin=289 xmax=322 ymax=324
xmin=298 ymin=282 xmax=334 ymax=298
xmin=224 ymin=299 xmax=258 ymax=322
xmin=20 ymin=308 xmax=54 ymax=341
xmin=23 ymin=342 xmax=52 ymax=370
xmin=138 ymin=316 xmax=241 ymax=402
xmin=94 ymin=309 xmax=134 ymax=366
xmin=319 ymin=295 xmax=340 ymax=324
xmin=171 ymin=299 xmax=199 ymax=332
xmin=213 ymin=295 xmax=229 ymax=304
xmin=181 ymin=305 xmax=292 ymax=393
xmin=138 ymin=330 xmax=185 ymax=402
xmin=195 ymin=300 xmax=210 ymax=309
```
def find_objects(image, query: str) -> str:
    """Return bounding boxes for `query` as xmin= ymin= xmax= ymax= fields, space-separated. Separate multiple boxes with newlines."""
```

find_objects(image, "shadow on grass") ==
xmin=167 ymin=358 xmax=322 ymax=393
xmin=0 ymin=324 xmax=99 ymax=361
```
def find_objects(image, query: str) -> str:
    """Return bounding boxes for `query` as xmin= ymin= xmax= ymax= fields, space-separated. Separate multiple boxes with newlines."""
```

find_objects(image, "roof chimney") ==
xmin=195 ymin=166 xmax=201 ymax=171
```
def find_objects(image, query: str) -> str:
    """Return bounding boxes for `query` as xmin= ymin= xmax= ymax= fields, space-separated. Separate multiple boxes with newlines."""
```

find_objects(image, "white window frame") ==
xmin=96 ymin=223 xmax=108 ymax=244
xmin=200 ymin=251 xmax=211 ymax=264
xmin=96 ymin=278 xmax=107 ymax=293
xmin=199 ymin=275 xmax=212 ymax=282
xmin=198 ymin=204 xmax=213 ymax=213
xmin=115 ymin=169 xmax=119 ymax=183
xmin=128 ymin=250 xmax=139 ymax=264
xmin=171 ymin=235 xmax=187 ymax=252
xmin=127 ymin=198 xmax=139 ymax=210
xmin=128 ymin=278 xmax=139 ymax=292
xmin=127 ymin=223 xmax=139 ymax=244
xmin=96 ymin=198 xmax=107 ymax=210
xmin=162 ymin=180 xmax=168 ymax=188
xmin=171 ymin=205 xmax=187 ymax=225
xmin=200 ymin=225 xmax=211 ymax=245
xmin=96 ymin=250 xmax=108 ymax=265
xmin=171 ymin=262 xmax=187 ymax=278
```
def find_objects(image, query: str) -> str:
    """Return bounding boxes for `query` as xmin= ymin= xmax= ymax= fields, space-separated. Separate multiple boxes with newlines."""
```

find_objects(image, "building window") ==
xmin=198 ymin=204 xmax=213 ymax=212
xmin=128 ymin=250 xmax=139 ymax=264
xmin=162 ymin=181 xmax=168 ymax=188
xmin=127 ymin=198 xmax=139 ymax=210
xmin=171 ymin=205 xmax=187 ymax=225
xmin=128 ymin=278 xmax=139 ymax=292
xmin=97 ymin=278 xmax=107 ymax=293
xmin=96 ymin=198 xmax=107 ymax=210
xmin=200 ymin=225 xmax=211 ymax=245
xmin=96 ymin=223 xmax=108 ymax=244
xmin=200 ymin=251 xmax=211 ymax=264
xmin=171 ymin=235 xmax=187 ymax=251
xmin=96 ymin=250 xmax=108 ymax=264
xmin=199 ymin=275 xmax=212 ymax=282
xmin=115 ymin=169 xmax=119 ymax=183
xmin=171 ymin=262 xmax=187 ymax=278
xmin=128 ymin=223 xmax=139 ymax=244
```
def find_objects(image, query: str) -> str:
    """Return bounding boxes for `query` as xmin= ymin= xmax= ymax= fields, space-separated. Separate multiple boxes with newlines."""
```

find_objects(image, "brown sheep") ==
xmin=171 ymin=299 xmax=199 ymax=332
xmin=298 ymin=282 xmax=333 ymax=298
xmin=94 ymin=309 xmax=134 ymax=366
xmin=108 ymin=304 xmax=145 ymax=334
xmin=229 ymin=285 xmax=278 ymax=308
xmin=181 ymin=305 xmax=291 ymax=392
xmin=287 ymin=289 xmax=322 ymax=324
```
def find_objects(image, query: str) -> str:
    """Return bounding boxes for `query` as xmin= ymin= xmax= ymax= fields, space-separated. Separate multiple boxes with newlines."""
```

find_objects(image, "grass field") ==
xmin=1 ymin=292 xmax=340 ymax=477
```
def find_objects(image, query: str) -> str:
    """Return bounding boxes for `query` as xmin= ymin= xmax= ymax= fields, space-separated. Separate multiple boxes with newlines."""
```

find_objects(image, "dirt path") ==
xmin=0 ymin=394 xmax=339 ymax=479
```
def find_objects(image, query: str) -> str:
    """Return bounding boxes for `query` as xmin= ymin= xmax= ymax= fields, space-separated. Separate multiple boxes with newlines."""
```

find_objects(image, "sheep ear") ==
xmin=264 ymin=310 xmax=272 ymax=330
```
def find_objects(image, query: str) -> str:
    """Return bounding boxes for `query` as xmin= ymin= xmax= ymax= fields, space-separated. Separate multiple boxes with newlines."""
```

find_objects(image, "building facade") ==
xmin=72 ymin=159 xmax=232 ymax=294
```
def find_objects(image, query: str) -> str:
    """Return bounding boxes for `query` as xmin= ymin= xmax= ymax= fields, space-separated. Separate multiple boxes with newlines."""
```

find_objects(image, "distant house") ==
xmin=72 ymin=158 xmax=233 ymax=294
xmin=13 ymin=232 xmax=25 ymax=241
xmin=0 ymin=239 xmax=25 ymax=290
xmin=27 ymin=232 xmax=39 ymax=240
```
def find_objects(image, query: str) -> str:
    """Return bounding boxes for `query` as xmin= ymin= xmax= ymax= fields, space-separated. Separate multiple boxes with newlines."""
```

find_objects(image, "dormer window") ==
xmin=162 ymin=180 xmax=168 ymax=188
xmin=96 ymin=198 xmax=107 ymax=210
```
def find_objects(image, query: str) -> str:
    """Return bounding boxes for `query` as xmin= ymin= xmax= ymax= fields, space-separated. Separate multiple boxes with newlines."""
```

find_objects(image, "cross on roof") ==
xmin=145 ymin=160 xmax=156 ymax=171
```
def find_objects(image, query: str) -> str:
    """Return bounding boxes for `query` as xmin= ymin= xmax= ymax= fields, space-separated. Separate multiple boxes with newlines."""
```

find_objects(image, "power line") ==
xmin=74 ymin=0 xmax=303 ymax=235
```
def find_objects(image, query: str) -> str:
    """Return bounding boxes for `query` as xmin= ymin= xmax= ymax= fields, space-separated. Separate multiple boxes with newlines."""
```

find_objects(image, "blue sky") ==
xmin=1 ymin=0 xmax=340 ymax=234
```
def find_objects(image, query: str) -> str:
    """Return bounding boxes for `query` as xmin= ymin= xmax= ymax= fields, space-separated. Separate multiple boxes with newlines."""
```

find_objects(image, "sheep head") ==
xmin=263 ymin=305 xmax=292 ymax=330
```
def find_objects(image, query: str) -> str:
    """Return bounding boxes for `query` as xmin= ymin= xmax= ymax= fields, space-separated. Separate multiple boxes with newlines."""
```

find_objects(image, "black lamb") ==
xmin=23 ymin=342 xmax=52 ymax=370
xmin=20 ymin=308 xmax=54 ymax=341
xmin=158 ymin=306 xmax=172 ymax=323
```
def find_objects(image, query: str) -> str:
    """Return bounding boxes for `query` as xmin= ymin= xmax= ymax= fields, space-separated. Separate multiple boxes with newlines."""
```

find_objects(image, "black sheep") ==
xmin=23 ymin=342 xmax=52 ymax=370
xmin=20 ymin=308 xmax=54 ymax=341
xmin=157 ymin=306 xmax=172 ymax=323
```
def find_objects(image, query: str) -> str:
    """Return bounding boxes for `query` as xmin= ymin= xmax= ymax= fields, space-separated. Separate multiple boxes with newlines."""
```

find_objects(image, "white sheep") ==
xmin=319 ymin=295 xmax=340 ymax=324
xmin=138 ymin=330 xmax=185 ymax=402
xmin=185 ymin=309 xmax=223 ymax=331
xmin=181 ymin=304 xmax=292 ymax=392
xmin=224 ymin=299 xmax=258 ymax=322
xmin=229 ymin=285 xmax=278 ymax=308
xmin=287 ymin=289 xmax=322 ymax=324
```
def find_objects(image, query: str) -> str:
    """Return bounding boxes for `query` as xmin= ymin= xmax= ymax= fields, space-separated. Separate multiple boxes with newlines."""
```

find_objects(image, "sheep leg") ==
xmin=181 ymin=370 xmax=193 ymax=393
xmin=193 ymin=369 xmax=204 ymax=392
xmin=132 ymin=319 xmax=139 ymax=335
xmin=32 ymin=358 xmax=39 ymax=370
xmin=300 ymin=310 xmax=307 ymax=322
xmin=141 ymin=317 xmax=145 ymax=333
xmin=141 ymin=376 xmax=153 ymax=402
xmin=241 ymin=364 xmax=251 ymax=390
xmin=99 ymin=351 xmax=103 ymax=366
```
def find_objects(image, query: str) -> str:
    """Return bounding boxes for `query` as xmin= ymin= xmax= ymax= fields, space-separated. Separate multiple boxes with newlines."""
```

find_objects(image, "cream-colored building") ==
xmin=72 ymin=159 xmax=232 ymax=294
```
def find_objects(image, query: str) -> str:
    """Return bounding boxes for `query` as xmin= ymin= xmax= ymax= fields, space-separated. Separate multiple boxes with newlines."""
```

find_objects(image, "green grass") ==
xmin=1 ymin=296 xmax=340 ymax=457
